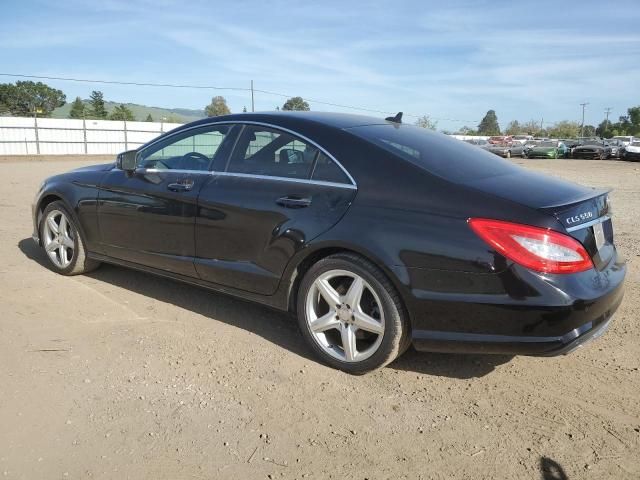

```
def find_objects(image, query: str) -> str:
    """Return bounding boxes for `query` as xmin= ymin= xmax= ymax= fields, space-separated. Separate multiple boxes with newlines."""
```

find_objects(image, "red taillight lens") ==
xmin=468 ymin=218 xmax=593 ymax=274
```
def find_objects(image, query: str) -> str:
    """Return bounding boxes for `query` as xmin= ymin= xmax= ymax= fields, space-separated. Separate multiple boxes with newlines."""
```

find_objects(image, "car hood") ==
xmin=574 ymin=145 xmax=604 ymax=150
xmin=462 ymin=168 xmax=607 ymax=209
xmin=70 ymin=162 xmax=115 ymax=173
xmin=530 ymin=146 xmax=556 ymax=152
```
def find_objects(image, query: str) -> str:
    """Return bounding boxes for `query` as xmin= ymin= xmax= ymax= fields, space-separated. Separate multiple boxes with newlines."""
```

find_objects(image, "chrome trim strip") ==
xmin=133 ymin=168 xmax=357 ymax=189
xmin=214 ymin=171 xmax=357 ymax=189
xmin=565 ymin=214 xmax=611 ymax=232
xmin=136 ymin=120 xmax=357 ymax=187
xmin=135 ymin=168 xmax=212 ymax=175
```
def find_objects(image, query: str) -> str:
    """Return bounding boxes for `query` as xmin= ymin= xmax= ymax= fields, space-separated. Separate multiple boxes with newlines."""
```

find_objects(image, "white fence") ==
xmin=0 ymin=116 xmax=184 ymax=155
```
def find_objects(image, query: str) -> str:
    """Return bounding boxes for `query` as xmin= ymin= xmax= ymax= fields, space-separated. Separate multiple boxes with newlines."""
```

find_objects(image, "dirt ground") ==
xmin=0 ymin=157 xmax=638 ymax=480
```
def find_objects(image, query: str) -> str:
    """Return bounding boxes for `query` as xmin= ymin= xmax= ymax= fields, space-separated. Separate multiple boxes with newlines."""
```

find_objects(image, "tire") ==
xmin=296 ymin=253 xmax=410 ymax=374
xmin=40 ymin=201 xmax=101 ymax=276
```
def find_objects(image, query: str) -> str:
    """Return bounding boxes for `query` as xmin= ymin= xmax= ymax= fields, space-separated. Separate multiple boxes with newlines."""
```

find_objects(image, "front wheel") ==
xmin=297 ymin=253 xmax=410 ymax=374
xmin=40 ymin=201 xmax=101 ymax=275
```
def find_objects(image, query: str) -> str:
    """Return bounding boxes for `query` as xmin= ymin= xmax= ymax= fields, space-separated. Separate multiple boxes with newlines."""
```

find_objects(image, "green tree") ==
xmin=596 ymin=120 xmax=613 ymax=138
xmin=109 ymin=104 xmax=135 ymax=121
xmin=0 ymin=81 xmax=65 ymax=117
xmin=455 ymin=126 xmax=477 ymax=135
xmin=69 ymin=97 xmax=86 ymax=119
xmin=505 ymin=120 xmax=523 ymax=135
xmin=282 ymin=96 xmax=310 ymax=111
xmin=414 ymin=115 xmax=437 ymax=130
xmin=0 ymin=83 xmax=11 ymax=114
xmin=627 ymin=106 xmax=640 ymax=135
xmin=89 ymin=90 xmax=108 ymax=119
xmin=477 ymin=110 xmax=500 ymax=135
xmin=548 ymin=120 xmax=580 ymax=138
xmin=145 ymin=113 xmax=153 ymax=122
xmin=205 ymin=96 xmax=231 ymax=117
xmin=581 ymin=125 xmax=596 ymax=137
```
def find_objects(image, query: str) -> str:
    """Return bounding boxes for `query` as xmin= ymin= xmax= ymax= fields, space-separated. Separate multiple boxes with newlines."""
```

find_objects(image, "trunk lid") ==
xmin=464 ymin=170 xmax=614 ymax=269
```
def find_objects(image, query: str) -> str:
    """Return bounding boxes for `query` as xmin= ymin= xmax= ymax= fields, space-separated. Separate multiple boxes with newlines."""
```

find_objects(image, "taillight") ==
xmin=468 ymin=218 xmax=593 ymax=274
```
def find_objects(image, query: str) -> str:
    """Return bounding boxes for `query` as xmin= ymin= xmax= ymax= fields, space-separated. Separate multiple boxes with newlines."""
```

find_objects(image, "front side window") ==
xmin=138 ymin=125 xmax=231 ymax=171
xmin=227 ymin=126 xmax=318 ymax=179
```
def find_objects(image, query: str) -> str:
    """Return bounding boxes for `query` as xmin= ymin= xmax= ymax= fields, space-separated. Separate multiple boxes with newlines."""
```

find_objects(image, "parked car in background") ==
xmin=512 ymin=134 xmax=534 ymax=144
xmin=559 ymin=139 xmax=581 ymax=157
xmin=613 ymin=136 xmax=634 ymax=147
xmin=485 ymin=141 xmax=525 ymax=158
xmin=464 ymin=138 xmax=489 ymax=147
xmin=605 ymin=139 xmax=623 ymax=159
xmin=525 ymin=140 xmax=568 ymax=159
xmin=572 ymin=139 xmax=612 ymax=160
xmin=621 ymin=140 xmax=640 ymax=161
xmin=488 ymin=135 xmax=512 ymax=145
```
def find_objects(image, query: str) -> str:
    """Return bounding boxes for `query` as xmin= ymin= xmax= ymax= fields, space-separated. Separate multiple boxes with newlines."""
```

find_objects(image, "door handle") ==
xmin=167 ymin=180 xmax=194 ymax=192
xmin=276 ymin=196 xmax=312 ymax=208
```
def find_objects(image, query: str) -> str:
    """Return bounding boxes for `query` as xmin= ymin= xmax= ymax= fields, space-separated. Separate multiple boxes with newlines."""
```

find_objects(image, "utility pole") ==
xmin=604 ymin=107 xmax=612 ymax=123
xmin=580 ymin=102 xmax=589 ymax=137
xmin=251 ymin=80 xmax=255 ymax=112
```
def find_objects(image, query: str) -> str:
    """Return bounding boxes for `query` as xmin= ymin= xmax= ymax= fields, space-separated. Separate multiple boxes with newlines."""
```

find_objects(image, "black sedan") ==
xmin=32 ymin=112 xmax=626 ymax=373
xmin=572 ymin=139 xmax=612 ymax=159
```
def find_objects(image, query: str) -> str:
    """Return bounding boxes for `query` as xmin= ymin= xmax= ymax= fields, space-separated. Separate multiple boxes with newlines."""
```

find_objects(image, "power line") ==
xmin=0 ymin=72 xmax=480 ymax=124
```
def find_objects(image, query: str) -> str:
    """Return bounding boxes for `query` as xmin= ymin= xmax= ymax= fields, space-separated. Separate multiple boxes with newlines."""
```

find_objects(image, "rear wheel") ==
xmin=297 ymin=253 xmax=410 ymax=374
xmin=40 ymin=201 xmax=100 ymax=275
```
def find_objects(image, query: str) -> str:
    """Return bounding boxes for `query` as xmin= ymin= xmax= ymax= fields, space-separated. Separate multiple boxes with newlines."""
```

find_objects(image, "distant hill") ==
xmin=52 ymin=101 xmax=206 ymax=123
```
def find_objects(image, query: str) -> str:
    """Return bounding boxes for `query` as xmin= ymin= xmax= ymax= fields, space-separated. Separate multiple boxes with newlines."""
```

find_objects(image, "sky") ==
xmin=1 ymin=0 xmax=639 ymax=130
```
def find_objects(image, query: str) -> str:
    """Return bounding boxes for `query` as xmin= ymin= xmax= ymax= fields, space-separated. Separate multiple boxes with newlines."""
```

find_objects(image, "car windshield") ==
xmin=539 ymin=141 xmax=556 ymax=147
xmin=346 ymin=124 xmax=520 ymax=181
xmin=582 ymin=140 xmax=602 ymax=145
xmin=631 ymin=141 xmax=640 ymax=146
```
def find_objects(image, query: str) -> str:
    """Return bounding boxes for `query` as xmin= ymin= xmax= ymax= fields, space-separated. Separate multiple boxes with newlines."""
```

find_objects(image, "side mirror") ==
xmin=117 ymin=150 xmax=138 ymax=172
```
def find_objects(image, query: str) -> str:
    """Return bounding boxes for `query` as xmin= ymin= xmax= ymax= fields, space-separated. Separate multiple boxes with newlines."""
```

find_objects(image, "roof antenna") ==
xmin=385 ymin=112 xmax=403 ymax=123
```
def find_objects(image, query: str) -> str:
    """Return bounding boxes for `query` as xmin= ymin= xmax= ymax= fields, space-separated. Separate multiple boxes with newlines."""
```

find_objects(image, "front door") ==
xmin=97 ymin=124 xmax=237 ymax=277
xmin=195 ymin=124 xmax=357 ymax=295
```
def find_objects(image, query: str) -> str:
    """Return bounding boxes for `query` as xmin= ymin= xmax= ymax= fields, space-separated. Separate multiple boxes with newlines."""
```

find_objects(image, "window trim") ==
xmin=136 ymin=120 xmax=357 ymax=187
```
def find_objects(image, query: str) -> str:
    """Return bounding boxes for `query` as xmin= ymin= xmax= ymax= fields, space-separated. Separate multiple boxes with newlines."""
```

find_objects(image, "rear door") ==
xmin=195 ymin=123 xmax=357 ymax=295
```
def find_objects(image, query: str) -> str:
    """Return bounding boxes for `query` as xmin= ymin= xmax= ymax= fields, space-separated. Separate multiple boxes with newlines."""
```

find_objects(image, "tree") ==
xmin=0 ymin=83 xmax=11 ymax=114
xmin=69 ymin=97 xmax=86 ymax=119
xmin=581 ymin=125 xmax=596 ymax=137
xmin=109 ymin=104 xmax=135 ymax=121
xmin=548 ymin=120 xmax=580 ymax=138
xmin=0 ymin=81 xmax=65 ymax=117
xmin=627 ymin=106 xmax=640 ymax=135
xmin=242 ymin=106 xmax=247 ymax=113
xmin=414 ymin=115 xmax=437 ymax=130
xmin=477 ymin=110 xmax=500 ymax=135
xmin=596 ymin=120 xmax=613 ymax=138
xmin=455 ymin=126 xmax=477 ymax=135
xmin=89 ymin=91 xmax=108 ymax=119
xmin=504 ymin=120 xmax=523 ymax=135
xmin=145 ymin=113 xmax=153 ymax=122
xmin=205 ymin=96 xmax=231 ymax=117
xmin=282 ymin=96 xmax=310 ymax=111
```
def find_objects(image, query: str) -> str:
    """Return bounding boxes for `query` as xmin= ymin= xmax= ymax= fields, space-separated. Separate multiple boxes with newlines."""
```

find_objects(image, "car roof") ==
xmin=181 ymin=111 xmax=388 ymax=130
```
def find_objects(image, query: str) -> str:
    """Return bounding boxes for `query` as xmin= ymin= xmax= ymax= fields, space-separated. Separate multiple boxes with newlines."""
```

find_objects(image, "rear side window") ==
xmin=228 ymin=126 xmax=317 ymax=179
xmin=346 ymin=124 xmax=520 ymax=182
xmin=312 ymin=152 xmax=350 ymax=184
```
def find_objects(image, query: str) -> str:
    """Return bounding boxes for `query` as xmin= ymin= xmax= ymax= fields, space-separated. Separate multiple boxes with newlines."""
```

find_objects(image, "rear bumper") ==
xmin=405 ymin=252 xmax=626 ymax=356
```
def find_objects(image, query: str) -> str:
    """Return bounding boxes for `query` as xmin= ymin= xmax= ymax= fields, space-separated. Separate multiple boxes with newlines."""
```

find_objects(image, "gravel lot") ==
xmin=0 ymin=157 xmax=638 ymax=479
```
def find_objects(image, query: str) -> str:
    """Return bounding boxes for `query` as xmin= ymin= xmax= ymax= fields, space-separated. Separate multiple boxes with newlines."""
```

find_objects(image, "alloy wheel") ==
xmin=42 ymin=209 xmax=75 ymax=269
xmin=305 ymin=269 xmax=385 ymax=363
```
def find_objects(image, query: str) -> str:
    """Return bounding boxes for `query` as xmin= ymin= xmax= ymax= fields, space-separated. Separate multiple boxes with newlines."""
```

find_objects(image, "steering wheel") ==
xmin=180 ymin=152 xmax=210 ymax=170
